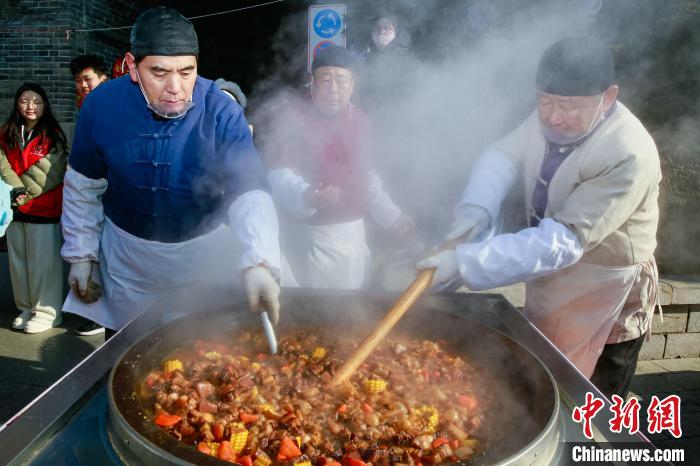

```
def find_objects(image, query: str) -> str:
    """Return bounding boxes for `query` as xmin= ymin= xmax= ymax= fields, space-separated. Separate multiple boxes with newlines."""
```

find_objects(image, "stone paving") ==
xmin=0 ymin=250 xmax=105 ymax=423
xmin=630 ymin=358 xmax=700 ymax=461
xmin=0 ymin=312 xmax=103 ymax=422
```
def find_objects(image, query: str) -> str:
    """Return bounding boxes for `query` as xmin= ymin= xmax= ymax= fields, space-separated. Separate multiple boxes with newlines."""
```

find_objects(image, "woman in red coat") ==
xmin=0 ymin=83 xmax=68 ymax=333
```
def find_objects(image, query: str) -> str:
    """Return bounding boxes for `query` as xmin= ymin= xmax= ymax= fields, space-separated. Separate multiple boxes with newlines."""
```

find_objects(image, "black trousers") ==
xmin=590 ymin=334 xmax=646 ymax=399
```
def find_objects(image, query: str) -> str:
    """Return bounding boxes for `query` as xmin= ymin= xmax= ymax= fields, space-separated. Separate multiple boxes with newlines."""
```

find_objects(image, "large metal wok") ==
xmin=108 ymin=290 xmax=562 ymax=466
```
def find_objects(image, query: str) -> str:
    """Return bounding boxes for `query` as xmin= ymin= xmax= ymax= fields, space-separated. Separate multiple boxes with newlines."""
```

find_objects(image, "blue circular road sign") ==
xmin=313 ymin=9 xmax=342 ymax=38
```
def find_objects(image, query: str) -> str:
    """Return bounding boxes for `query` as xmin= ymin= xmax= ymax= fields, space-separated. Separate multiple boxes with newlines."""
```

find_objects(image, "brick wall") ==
xmin=640 ymin=305 xmax=700 ymax=360
xmin=639 ymin=278 xmax=700 ymax=360
xmin=0 ymin=0 xmax=150 ymax=127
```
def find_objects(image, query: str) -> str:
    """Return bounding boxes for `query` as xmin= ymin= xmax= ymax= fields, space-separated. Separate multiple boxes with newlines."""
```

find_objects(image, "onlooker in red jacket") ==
xmin=0 ymin=83 xmax=68 ymax=333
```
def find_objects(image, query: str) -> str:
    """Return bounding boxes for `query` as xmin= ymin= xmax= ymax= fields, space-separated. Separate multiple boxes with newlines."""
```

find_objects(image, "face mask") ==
xmin=372 ymin=30 xmax=395 ymax=49
xmin=541 ymin=93 xmax=606 ymax=145
xmin=135 ymin=68 xmax=194 ymax=119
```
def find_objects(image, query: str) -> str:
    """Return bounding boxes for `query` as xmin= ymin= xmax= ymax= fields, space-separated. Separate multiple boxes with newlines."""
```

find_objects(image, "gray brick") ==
xmin=651 ymin=305 xmax=689 ymax=334
xmin=658 ymin=279 xmax=700 ymax=305
xmin=640 ymin=334 xmax=666 ymax=360
xmin=664 ymin=333 xmax=700 ymax=359
xmin=659 ymin=281 xmax=673 ymax=305
xmin=688 ymin=305 xmax=700 ymax=333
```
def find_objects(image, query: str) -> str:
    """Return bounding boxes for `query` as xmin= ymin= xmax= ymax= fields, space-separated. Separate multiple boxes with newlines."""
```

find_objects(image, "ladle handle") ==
xmin=328 ymin=268 xmax=435 ymax=387
xmin=260 ymin=311 xmax=278 ymax=354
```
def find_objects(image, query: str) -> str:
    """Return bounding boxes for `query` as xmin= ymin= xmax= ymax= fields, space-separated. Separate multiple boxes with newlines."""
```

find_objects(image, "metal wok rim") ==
xmin=108 ymin=301 xmax=561 ymax=466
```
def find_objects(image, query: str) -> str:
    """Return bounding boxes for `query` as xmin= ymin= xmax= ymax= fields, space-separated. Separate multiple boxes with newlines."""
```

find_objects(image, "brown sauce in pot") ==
xmin=140 ymin=328 xmax=494 ymax=466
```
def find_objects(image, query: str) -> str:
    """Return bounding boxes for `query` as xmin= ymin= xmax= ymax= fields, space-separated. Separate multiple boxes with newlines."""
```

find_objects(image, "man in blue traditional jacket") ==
xmin=61 ymin=7 xmax=281 ymax=330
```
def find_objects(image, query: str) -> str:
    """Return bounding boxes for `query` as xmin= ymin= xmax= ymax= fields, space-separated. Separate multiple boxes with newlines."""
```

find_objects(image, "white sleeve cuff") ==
xmin=60 ymin=167 xmax=107 ymax=263
xmin=459 ymin=149 xmax=518 ymax=225
xmin=366 ymin=170 xmax=402 ymax=228
xmin=267 ymin=168 xmax=316 ymax=219
xmin=455 ymin=218 xmax=583 ymax=290
xmin=228 ymin=190 xmax=281 ymax=279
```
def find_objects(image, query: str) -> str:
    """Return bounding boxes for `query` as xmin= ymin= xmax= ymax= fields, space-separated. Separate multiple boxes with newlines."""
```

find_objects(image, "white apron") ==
xmin=63 ymin=218 xmax=240 ymax=329
xmin=281 ymin=218 xmax=369 ymax=289
xmin=523 ymin=261 xmax=642 ymax=378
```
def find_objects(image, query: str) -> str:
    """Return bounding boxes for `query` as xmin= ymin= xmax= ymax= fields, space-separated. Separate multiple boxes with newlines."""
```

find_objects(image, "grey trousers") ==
xmin=6 ymin=221 xmax=63 ymax=320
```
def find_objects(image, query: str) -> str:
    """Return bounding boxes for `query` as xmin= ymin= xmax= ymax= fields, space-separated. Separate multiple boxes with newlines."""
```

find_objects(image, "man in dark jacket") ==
xmin=356 ymin=15 xmax=419 ymax=114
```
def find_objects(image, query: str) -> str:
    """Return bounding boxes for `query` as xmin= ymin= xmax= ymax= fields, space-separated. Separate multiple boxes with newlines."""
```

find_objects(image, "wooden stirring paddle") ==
xmin=328 ymin=267 xmax=436 ymax=388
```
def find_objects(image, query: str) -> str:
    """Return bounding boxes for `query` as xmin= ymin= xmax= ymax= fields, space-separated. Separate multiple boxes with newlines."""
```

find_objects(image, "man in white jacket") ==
xmin=419 ymin=37 xmax=661 ymax=398
xmin=61 ymin=7 xmax=281 ymax=332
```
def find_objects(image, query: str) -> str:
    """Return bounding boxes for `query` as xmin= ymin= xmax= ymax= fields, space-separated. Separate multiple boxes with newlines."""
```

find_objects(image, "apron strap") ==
xmin=642 ymin=257 xmax=662 ymax=342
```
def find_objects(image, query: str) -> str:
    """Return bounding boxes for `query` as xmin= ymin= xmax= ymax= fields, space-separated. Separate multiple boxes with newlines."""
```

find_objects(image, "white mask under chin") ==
xmin=135 ymin=68 xmax=194 ymax=119
xmin=373 ymin=32 xmax=395 ymax=49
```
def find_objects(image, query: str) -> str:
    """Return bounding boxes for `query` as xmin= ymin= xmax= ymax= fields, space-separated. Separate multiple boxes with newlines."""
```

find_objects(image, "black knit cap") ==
xmin=130 ymin=7 xmax=199 ymax=57
xmin=536 ymin=37 xmax=614 ymax=96
xmin=312 ymin=45 xmax=358 ymax=74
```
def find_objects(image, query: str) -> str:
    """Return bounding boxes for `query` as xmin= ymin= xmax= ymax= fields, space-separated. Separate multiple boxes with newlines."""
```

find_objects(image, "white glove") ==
xmin=243 ymin=266 xmax=281 ymax=326
xmin=417 ymin=250 xmax=461 ymax=289
xmin=68 ymin=261 xmax=92 ymax=299
xmin=446 ymin=204 xmax=491 ymax=242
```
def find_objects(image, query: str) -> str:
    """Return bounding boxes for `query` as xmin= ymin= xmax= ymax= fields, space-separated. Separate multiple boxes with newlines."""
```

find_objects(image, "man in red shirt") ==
xmin=264 ymin=45 xmax=413 ymax=288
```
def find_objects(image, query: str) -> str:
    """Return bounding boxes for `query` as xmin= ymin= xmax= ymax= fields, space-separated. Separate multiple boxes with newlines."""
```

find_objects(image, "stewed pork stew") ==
xmin=140 ymin=328 xmax=491 ymax=466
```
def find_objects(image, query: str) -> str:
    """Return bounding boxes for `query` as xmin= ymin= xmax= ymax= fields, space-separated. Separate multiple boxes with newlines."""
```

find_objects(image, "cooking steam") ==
xmin=250 ymin=1 xmax=593 ymax=290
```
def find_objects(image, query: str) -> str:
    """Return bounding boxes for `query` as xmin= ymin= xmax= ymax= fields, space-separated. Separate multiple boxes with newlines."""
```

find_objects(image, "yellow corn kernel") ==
xmin=163 ymin=359 xmax=183 ymax=372
xmin=363 ymin=378 xmax=387 ymax=394
xmin=295 ymin=436 xmax=302 ymax=448
xmin=427 ymin=415 xmax=439 ymax=432
xmin=254 ymin=452 xmax=272 ymax=466
xmin=294 ymin=461 xmax=311 ymax=466
xmin=204 ymin=351 xmax=221 ymax=360
xmin=260 ymin=403 xmax=280 ymax=419
xmin=209 ymin=442 xmax=220 ymax=454
xmin=412 ymin=405 xmax=439 ymax=433
xmin=311 ymin=347 xmax=326 ymax=359
xmin=230 ymin=428 xmax=249 ymax=453
xmin=251 ymin=362 xmax=261 ymax=371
